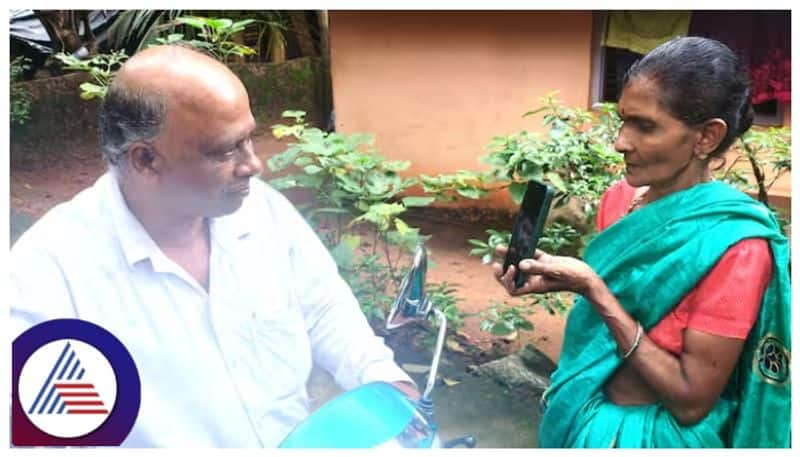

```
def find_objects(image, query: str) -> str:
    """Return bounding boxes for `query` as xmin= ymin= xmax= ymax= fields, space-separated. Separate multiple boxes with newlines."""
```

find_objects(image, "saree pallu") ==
xmin=539 ymin=182 xmax=790 ymax=448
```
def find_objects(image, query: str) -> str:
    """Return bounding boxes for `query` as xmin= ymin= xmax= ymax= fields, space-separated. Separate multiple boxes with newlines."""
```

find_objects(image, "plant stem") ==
xmin=382 ymin=236 xmax=400 ymax=289
xmin=745 ymin=146 xmax=769 ymax=206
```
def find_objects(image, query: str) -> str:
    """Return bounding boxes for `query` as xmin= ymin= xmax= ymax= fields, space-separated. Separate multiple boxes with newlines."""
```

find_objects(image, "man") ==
xmin=11 ymin=45 xmax=417 ymax=447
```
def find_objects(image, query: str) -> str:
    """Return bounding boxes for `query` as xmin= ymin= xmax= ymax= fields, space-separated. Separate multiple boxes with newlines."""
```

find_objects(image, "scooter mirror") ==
xmin=386 ymin=243 xmax=432 ymax=330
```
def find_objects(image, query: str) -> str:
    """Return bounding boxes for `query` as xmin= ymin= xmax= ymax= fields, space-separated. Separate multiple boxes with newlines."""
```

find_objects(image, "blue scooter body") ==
xmin=279 ymin=382 xmax=437 ymax=448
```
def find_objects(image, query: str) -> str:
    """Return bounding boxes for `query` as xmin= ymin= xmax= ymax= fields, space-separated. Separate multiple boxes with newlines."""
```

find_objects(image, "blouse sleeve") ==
xmin=685 ymin=238 xmax=773 ymax=339
xmin=595 ymin=180 xmax=636 ymax=232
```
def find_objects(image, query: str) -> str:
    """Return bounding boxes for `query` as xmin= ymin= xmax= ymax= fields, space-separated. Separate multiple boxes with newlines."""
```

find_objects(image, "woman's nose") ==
xmin=614 ymin=128 xmax=632 ymax=154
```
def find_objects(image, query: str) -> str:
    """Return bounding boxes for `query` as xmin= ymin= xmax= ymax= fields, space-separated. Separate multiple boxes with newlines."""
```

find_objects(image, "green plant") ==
xmin=54 ymin=50 xmax=129 ymax=100
xmin=105 ymin=10 xmax=186 ymax=54
xmin=10 ymin=56 xmax=32 ymax=125
xmin=59 ymin=14 xmax=259 ymax=101
xmin=268 ymin=110 xmax=436 ymax=321
xmin=442 ymin=93 xmax=623 ymax=329
xmin=717 ymin=127 xmax=791 ymax=234
xmin=467 ymin=229 xmax=511 ymax=265
xmin=482 ymin=93 xmax=623 ymax=224
xmin=156 ymin=16 xmax=256 ymax=63
xmin=427 ymin=92 xmax=623 ymax=256
xmin=479 ymin=300 xmax=534 ymax=336
xmin=427 ymin=281 xmax=467 ymax=332
xmin=538 ymin=221 xmax=582 ymax=255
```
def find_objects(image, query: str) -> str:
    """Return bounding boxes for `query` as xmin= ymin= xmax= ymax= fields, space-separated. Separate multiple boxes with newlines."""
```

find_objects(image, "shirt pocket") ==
xmin=246 ymin=294 xmax=313 ymax=395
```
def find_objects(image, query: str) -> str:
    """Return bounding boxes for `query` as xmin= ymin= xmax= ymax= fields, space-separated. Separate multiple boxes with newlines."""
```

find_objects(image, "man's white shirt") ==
xmin=10 ymin=171 xmax=412 ymax=447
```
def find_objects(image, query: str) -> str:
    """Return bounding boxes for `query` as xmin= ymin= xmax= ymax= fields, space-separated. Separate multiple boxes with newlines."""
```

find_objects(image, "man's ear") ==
xmin=127 ymin=142 xmax=162 ymax=176
xmin=694 ymin=118 xmax=728 ymax=160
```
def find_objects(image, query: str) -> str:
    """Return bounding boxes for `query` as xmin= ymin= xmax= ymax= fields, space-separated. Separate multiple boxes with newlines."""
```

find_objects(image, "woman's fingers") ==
xmin=495 ymin=244 xmax=508 ymax=257
xmin=518 ymin=258 xmax=555 ymax=276
xmin=492 ymin=261 xmax=518 ymax=296
xmin=515 ymin=274 xmax=553 ymax=295
xmin=492 ymin=261 xmax=505 ymax=281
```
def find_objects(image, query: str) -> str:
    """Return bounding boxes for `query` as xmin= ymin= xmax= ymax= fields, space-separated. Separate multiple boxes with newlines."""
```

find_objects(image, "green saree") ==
xmin=539 ymin=182 xmax=791 ymax=448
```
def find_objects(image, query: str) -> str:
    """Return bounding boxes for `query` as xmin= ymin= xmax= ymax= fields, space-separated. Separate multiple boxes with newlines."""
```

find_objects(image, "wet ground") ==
xmin=305 ymin=342 xmax=541 ymax=448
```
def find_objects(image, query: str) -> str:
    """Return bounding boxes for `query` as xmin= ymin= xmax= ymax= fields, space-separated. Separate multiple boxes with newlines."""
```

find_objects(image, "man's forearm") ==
xmin=391 ymin=381 xmax=421 ymax=400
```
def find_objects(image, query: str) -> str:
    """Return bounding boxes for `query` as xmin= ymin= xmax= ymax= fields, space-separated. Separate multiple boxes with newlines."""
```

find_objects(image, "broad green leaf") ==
xmin=231 ymin=19 xmax=256 ymax=30
xmin=206 ymin=18 xmax=233 ymax=30
xmin=545 ymin=172 xmax=568 ymax=194
xmin=267 ymin=175 xmax=298 ymax=189
xmin=294 ymin=156 xmax=314 ymax=167
xmin=330 ymin=238 xmax=357 ymax=268
xmin=176 ymin=16 xmax=208 ymax=30
xmin=491 ymin=323 xmax=513 ymax=336
xmin=282 ymin=110 xmax=307 ymax=122
xmin=517 ymin=320 xmax=534 ymax=331
xmin=267 ymin=146 xmax=301 ymax=171
xmin=304 ymin=164 xmax=323 ymax=175
xmin=272 ymin=123 xmax=302 ymax=139
xmin=401 ymin=196 xmax=435 ymax=207
xmin=394 ymin=218 xmax=411 ymax=234
xmin=455 ymin=187 xmax=484 ymax=199
xmin=509 ymin=181 xmax=527 ymax=204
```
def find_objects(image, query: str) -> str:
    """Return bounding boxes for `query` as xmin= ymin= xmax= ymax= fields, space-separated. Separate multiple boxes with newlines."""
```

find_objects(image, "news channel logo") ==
xmin=12 ymin=319 xmax=141 ymax=446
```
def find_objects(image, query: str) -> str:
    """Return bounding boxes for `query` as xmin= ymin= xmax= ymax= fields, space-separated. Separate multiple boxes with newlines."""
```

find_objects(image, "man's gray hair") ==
xmin=98 ymin=82 xmax=167 ymax=166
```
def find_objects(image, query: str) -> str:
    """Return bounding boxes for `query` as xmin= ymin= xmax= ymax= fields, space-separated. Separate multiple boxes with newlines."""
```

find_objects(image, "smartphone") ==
xmin=503 ymin=180 xmax=554 ymax=289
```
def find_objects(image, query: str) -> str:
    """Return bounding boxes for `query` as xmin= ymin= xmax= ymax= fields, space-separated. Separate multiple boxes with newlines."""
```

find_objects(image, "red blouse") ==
xmin=596 ymin=180 xmax=772 ymax=355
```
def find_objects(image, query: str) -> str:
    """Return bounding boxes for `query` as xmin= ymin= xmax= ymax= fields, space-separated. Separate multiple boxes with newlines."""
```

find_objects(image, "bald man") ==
xmin=11 ymin=45 xmax=417 ymax=447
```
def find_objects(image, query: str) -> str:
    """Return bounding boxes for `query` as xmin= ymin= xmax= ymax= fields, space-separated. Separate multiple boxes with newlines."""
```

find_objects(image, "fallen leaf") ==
xmin=446 ymin=339 xmax=465 ymax=353
xmin=500 ymin=330 xmax=518 ymax=342
xmin=401 ymin=363 xmax=430 ymax=374
xmin=442 ymin=377 xmax=461 ymax=387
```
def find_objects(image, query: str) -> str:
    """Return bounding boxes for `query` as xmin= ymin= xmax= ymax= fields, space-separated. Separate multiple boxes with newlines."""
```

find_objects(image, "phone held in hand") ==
xmin=503 ymin=180 xmax=554 ymax=289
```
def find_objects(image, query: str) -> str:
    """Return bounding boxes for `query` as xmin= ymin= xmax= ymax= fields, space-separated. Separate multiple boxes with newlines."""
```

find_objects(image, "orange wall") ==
xmin=329 ymin=11 xmax=595 ymax=210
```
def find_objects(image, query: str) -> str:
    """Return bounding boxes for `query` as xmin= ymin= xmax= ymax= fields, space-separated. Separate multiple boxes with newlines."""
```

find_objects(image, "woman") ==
xmin=494 ymin=37 xmax=790 ymax=448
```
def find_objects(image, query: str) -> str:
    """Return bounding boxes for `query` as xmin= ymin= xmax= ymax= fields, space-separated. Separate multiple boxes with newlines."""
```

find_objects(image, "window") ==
xmin=590 ymin=11 xmax=790 ymax=126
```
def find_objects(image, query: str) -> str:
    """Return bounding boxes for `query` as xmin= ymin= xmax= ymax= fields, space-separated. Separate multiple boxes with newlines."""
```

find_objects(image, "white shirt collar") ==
xmin=103 ymin=170 xmax=254 ymax=269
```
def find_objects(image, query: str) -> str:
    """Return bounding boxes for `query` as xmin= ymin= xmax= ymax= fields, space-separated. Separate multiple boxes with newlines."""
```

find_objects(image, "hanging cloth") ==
xmin=603 ymin=11 xmax=692 ymax=56
xmin=689 ymin=11 xmax=790 ymax=104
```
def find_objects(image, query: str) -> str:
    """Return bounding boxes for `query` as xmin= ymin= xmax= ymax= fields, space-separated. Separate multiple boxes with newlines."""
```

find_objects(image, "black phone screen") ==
xmin=503 ymin=180 xmax=554 ymax=288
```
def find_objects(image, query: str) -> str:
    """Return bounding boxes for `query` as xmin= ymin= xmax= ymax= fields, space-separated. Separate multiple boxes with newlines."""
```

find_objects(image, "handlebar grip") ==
xmin=442 ymin=435 xmax=477 ymax=448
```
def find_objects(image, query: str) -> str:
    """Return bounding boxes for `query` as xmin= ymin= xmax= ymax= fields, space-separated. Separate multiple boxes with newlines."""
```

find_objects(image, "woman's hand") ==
xmin=492 ymin=245 xmax=603 ymax=298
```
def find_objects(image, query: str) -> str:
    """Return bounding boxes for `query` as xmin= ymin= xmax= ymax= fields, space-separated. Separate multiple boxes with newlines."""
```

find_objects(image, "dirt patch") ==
xmin=403 ymin=215 xmax=566 ymax=362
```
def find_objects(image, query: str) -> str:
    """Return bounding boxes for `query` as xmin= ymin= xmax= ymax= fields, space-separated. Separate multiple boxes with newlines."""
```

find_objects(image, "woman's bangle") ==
xmin=620 ymin=322 xmax=644 ymax=360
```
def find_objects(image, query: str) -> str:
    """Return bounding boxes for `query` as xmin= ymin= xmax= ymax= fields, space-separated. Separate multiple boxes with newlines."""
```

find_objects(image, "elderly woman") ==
xmin=495 ymin=37 xmax=790 ymax=448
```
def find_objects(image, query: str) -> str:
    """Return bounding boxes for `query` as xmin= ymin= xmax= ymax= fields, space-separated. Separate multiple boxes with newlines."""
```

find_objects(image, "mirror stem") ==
xmin=422 ymin=307 xmax=447 ymax=400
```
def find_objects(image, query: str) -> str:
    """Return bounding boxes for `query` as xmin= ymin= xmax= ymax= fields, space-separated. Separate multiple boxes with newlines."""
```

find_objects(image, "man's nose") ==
xmin=235 ymin=141 xmax=263 ymax=177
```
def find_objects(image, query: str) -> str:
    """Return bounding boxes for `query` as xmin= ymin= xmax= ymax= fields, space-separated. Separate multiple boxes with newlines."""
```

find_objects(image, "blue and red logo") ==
xmin=12 ymin=319 xmax=140 ymax=446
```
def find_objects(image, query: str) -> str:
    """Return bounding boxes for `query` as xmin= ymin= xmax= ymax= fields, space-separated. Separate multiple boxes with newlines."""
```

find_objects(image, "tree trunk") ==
xmin=317 ymin=10 xmax=333 ymax=130
xmin=317 ymin=10 xmax=330 ymax=61
xmin=34 ymin=10 xmax=92 ymax=54
xmin=288 ymin=11 xmax=318 ymax=57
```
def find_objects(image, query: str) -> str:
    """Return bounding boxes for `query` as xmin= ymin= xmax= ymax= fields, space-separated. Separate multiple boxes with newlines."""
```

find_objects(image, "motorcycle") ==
xmin=279 ymin=243 xmax=477 ymax=448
